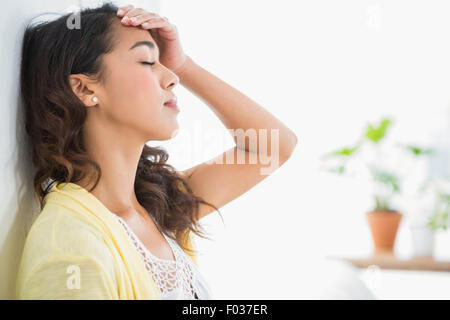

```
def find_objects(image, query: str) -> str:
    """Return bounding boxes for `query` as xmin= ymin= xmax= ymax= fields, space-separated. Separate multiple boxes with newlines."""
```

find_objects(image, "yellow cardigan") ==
xmin=15 ymin=181 xmax=197 ymax=299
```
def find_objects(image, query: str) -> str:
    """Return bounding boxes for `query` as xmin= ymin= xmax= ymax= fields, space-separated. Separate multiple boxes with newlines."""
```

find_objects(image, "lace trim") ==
xmin=114 ymin=214 xmax=200 ymax=299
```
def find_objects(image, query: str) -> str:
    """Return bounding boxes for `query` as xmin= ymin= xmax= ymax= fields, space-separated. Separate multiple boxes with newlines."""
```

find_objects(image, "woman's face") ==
xmin=95 ymin=19 xmax=180 ymax=142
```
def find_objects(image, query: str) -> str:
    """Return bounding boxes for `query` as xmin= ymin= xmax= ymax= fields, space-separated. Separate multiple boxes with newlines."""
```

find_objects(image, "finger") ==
xmin=123 ymin=7 xmax=146 ymax=19
xmin=141 ymin=20 xmax=170 ymax=30
xmin=121 ymin=8 xmax=147 ymax=24
xmin=117 ymin=4 xmax=134 ymax=17
xmin=130 ymin=12 xmax=160 ymax=26
xmin=141 ymin=18 xmax=167 ymax=28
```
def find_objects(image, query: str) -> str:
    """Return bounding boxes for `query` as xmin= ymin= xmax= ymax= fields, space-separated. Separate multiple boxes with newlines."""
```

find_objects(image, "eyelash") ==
xmin=141 ymin=61 xmax=156 ymax=67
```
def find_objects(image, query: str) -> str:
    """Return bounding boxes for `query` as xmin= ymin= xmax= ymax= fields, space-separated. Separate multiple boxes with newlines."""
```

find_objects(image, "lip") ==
xmin=164 ymin=98 xmax=177 ymax=106
xmin=164 ymin=98 xmax=179 ymax=111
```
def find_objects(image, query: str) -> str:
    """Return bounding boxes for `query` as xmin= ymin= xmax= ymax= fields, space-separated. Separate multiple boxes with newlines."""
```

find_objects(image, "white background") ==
xmin=158 ymin=0 xmax=450 ymax=299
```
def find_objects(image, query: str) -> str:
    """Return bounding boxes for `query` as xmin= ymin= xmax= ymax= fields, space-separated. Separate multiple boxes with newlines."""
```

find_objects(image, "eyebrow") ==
xmin=129 ymin=41 xmax=156 ymax=51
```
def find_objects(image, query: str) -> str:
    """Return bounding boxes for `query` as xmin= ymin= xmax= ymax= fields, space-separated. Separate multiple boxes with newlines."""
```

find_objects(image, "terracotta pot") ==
xmin=366 ymin=210 xmax=402 ymax=252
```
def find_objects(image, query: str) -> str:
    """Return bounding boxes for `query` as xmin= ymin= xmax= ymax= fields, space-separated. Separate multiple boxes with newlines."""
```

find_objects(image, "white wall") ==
xmin=0 ymin=0 xmax=82 ymax=300
xmin=159 ymin=0 xmax=450 ymax=299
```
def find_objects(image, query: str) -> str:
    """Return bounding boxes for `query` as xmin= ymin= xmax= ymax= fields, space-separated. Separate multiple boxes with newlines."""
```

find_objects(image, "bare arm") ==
xmin=176 ymin=56 xmax=298 ymax=221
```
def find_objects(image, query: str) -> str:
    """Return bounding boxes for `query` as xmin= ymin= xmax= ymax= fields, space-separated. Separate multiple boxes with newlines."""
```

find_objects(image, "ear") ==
xmin=69 ymin=74 xmax=99 ymax=107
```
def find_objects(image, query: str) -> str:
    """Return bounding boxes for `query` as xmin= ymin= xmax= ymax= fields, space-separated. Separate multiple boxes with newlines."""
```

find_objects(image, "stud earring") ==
xmin=92 ymin=96 xmax=98 ymax=103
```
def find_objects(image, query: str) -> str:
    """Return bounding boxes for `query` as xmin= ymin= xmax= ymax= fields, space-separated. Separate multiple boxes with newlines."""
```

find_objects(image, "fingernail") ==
xmin=130 ymin=17 xmax=137 ymax=23
xmin=117 ymin=9 xmax=124 ymax=15
xmin=122 ymin=16 xmax=128 ymax=22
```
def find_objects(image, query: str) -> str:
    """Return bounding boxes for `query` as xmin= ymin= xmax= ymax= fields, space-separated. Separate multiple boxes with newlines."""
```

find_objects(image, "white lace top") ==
xmin=112 ymin=214 xmax=213 ymax=300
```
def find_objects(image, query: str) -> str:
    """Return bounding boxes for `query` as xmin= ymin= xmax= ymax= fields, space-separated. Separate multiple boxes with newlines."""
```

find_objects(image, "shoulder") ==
xmin=24 ymin=201 xmax=114 ymax=262
xmin=16 ymin=203 xmax=116 ymax=298
xmin=16 ymin=202 xmax=118 ymax=298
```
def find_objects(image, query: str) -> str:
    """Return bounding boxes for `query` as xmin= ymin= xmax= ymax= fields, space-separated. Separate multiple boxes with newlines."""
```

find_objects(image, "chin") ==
xmin=167 ymin=126 xmax=180 ymax=140
xmin=146 ymin=126 xmax=180 ymax=142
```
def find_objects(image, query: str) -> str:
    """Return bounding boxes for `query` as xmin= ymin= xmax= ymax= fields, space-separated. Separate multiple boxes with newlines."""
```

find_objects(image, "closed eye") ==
xmin=141 ymin=61 xmax=156 ymax=66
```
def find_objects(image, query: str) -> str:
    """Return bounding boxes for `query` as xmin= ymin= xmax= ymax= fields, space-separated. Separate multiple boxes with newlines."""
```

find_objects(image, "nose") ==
xmin=161 ymin=64 xmax=180 ymax=90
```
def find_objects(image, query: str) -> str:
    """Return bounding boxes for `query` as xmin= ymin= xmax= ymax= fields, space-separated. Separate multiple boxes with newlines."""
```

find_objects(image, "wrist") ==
xmin=174 ymin=55 xmax=195 ymax=80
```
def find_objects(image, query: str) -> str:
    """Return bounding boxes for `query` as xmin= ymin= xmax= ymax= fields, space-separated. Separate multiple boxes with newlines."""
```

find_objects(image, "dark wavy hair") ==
xmin=20 ymin=1 xmax=222 ymax=255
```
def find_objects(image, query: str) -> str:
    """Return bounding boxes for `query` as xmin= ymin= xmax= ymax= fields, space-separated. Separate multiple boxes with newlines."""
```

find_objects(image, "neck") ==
xmin=78 ymin=119 xmax=147 ymax=218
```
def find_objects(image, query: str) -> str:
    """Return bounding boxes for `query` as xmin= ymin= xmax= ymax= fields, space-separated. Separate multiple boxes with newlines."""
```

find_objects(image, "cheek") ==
xmin=133 ymin=68 xmax=159 ymax=94
xmin=107 ymin=68 xmax=162 ymax=122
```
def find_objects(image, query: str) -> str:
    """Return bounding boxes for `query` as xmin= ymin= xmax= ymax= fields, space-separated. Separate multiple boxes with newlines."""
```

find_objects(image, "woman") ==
xmin=16 ymin=2 xmax=297 ymax=299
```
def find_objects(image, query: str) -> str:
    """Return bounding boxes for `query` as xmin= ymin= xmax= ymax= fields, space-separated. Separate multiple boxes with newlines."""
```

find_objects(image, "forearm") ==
xmin=175 ymin=56 xmax=298 ymax=159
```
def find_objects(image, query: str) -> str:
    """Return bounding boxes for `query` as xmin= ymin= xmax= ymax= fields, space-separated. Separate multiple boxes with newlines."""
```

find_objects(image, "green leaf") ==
xmin=370 ymin=167 xmax=401 ymax=193
xmin=323 ymin=145 xmax=359 ymax=158
xmin=439 ymin=193 xmax=450 ymax=204
xmin=364 ymin=118 xmax=392 ymax=143
xmin=428 ymin=208 xmax=450 ymax=231
xmin=404 ymin=145 xmax=436 ymax=156
xmin=327 ymin=165 xmax=346 ymax=174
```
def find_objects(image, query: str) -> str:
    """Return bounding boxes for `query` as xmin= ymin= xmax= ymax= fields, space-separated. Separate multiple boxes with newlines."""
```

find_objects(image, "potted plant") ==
xmin=428 ymin=189 xmax=450 ymax=231
xmin=321 ymin=117 xmax=404 ymax=252
xmin=409 ymin=177 xmax=450 ymax=258
xmin=401 ymin=145 xmax=437 ymax=258
xmin=365 ymin=165 xmax=402 ymax=252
